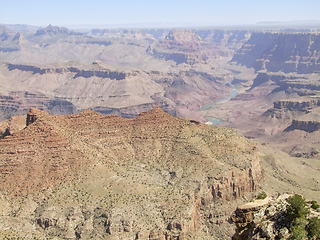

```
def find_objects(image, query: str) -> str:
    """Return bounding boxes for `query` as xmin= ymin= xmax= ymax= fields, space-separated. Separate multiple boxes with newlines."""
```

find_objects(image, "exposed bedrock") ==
xmin=147 ymin=29 xmax=239 ymax=65
xmin=285 ymin=119 xmax=320 ymax=132
xmin=231 ymin=32 xmax=279 ymax=68
xmin=7 ymin=63 xmax=127 ymax=80
xmin=250 ymin=72 xmax=320 ymax=97
xmin=273 ymin=99 xmax=320 ymax=110
xmin=231 ymin=195 xmax=292 ymax=240
xmin=0 ymin=91 xmax=78 ymax=121
xmin=232 ymin=32 xmax=320 ymax=74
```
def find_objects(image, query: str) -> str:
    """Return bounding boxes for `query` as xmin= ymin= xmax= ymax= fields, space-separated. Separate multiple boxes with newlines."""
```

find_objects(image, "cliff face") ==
xmin=274 ymin=99 xmax=320 ymax=110
xmin=0 ymin=61 xmax=231 ymax=122
xmin=196 ymin=29 xmax=251 ymax=50
xmin=0 ymin=108 xmax=263 ymax=239
xmin=7 ymin=63 xmax=126 ymax=80
xmin=231 ymin=32 xmax=320 ymax=74
xmin=147 ymin=29 xmax=208 ymax=65
xmin=231 ymin=32 xmax=278 ymax=68
xmin=0 ymin=91 xmax=78 ymax=121
xmin=148 ymin=29 xmax=236 ymax=65
xmin=0 ymin=28 xmax=24 ymax=52
xmin=267 ymin=97 xmax=320 ymax=133
xmin=286 ymin=120 xmax=320 ymax=132
xmin=250 ymin=71 xmax=320 ymax=98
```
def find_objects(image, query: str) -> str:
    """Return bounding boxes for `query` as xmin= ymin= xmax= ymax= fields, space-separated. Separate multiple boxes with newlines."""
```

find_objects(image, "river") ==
xmin=197 ymin=79 xmax=239 ymax=125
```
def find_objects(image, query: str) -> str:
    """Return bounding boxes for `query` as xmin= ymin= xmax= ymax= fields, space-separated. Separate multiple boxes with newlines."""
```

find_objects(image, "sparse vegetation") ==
xmin=233 ymin=194 xmax=320 ymax=240
xmin=306 ymin=217 xmax=320 ymax=239
xmin=310 ymin=200 xmax=320 ymax=210
xmin=286 ymin=194 xmax=309 ymax=221
xmin=257 ymin=191 xmax=267 ymax=200
xmin=289 ymin=223 xmax=308 ymax=240
xmin=286 ymin=194 xmax=320 ymax=240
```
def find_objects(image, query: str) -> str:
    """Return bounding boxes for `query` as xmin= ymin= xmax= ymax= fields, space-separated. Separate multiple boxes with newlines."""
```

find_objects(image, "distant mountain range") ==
xmin=3 ymin=20 xmax=320 ymax=31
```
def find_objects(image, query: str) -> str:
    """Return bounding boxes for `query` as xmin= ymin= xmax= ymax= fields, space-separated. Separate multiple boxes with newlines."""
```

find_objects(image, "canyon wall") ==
xmin=0 ymin=61 xmax=231 ymax=122
xmin=232 ymin=32 xmax=320 ymax=74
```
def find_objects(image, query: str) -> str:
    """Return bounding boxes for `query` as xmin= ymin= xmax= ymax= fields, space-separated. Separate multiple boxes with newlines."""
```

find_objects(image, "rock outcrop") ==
xmin=285 ymin=120 xmax=320 ymax=132
xmin=263 ymin=97 xmax=320 ymax=133
xmin=7 ymin=63 xmax=126 ymax=80
xmin=0 ymin=107 xmax=263 ymax=239
xmin=0 ymin=115 xmax=26 ymax=139
xmin=231 ymin=32 xmax=279 ymax=69
xmin=274 ymin=99 xmax=320 ymax=111
xmin=232 ymin=194 xmax=320 ymax=240
xmin=231 ymin=195 xmax=291 ymax=240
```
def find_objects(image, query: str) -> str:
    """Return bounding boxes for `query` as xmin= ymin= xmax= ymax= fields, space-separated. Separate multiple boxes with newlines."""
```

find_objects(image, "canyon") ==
xmin=1 ymin=24 xmax=320 ymax=239
xmin=0 ymin=26 xmax=250 ymax=123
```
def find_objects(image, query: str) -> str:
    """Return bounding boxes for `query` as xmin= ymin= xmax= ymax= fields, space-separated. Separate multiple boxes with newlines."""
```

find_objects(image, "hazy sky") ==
xmin=1 ymin=0 xmax=320 ymax=27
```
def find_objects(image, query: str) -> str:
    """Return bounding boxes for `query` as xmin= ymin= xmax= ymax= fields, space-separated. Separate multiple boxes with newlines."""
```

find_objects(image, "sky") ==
xmin=1 ymin=0 xmax=320 ymax=28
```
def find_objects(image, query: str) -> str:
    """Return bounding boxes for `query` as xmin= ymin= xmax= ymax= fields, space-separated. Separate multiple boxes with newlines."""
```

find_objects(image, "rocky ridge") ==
xmin=0 ymin=107 xmax=263 ymax=239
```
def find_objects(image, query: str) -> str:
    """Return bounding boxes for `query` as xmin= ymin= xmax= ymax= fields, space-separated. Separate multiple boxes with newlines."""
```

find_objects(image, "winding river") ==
xmin=197 ymin=78 xmax=239 ymax=125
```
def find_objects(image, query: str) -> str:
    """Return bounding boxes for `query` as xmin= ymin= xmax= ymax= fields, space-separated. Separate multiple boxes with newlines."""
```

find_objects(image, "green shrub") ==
xmin=289 ymin=224 xmax=308 ymax=240
xmin=306 ymin=217 xmax=320 ymax=239
xmin=286 ymin=194 xmax=309 ymax=221
xmin=293 ymin=217 xmax=308 ymax=227
xmin=257 ymin=191 xmax=267 ymax=200
xmin=311 ymin=200 xmax=320 ymax=210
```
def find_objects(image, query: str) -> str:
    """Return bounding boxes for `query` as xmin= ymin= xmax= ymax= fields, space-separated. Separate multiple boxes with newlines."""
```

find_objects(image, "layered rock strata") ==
xmin=0 ymin=107 xmax=263 ymax=239
xmin=0 ymin=91 xmax=78 ymax=121
xmin=0 ymin=61 xmax=231 ymax=122
xmin=232 ymin=32 xmax=320 ymax=74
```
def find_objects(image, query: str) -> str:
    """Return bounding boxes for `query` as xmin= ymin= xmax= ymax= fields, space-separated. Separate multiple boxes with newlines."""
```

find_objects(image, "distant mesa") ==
xmin=35 ymin=24 xmax=83 ymax=36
